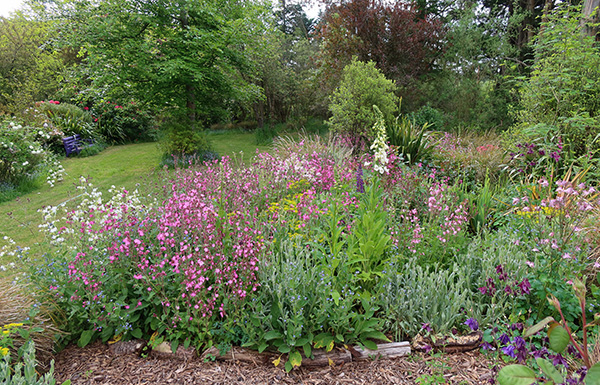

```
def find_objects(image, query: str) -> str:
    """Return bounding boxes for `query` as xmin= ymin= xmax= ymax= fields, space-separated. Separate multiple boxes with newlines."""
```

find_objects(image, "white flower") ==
xmin=22 ymin=161 xmax=29 ymax=166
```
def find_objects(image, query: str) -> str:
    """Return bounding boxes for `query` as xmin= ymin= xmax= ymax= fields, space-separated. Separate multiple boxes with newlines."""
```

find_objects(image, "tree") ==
xmin=317 ymin=0 xmax=445 ymax=90
xmin=0 ymin=15 xmax=66 ymax=114
xmin=327 ymin=59 xmax=399 ymax=146
xmin=42 ymin=0 xmax=271 ymax=127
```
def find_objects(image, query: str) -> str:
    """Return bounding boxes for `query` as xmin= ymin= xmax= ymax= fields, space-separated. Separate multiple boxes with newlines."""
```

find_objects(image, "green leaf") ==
xmin=585 ymin=362 xmax=600 ymax=385
xmin=284 ymin=360 xmax=293 ymax=372
xmin=289 ymin=350 xmax=302 ymax=368
xmin=524 ymin=316 xmax=555 ymax=338
xmin=361 ymin=339 xmax=378 ymax=350
xmin=258 ymin=342 xmax=268 ymax=353
xmin=184 ymin=338 xmax=191 ymax=349
xmin=314 ymin=333 xmax=334 ymax=349
xmin=78 ymin=330 xmax=94 ymax=347
xmin=536 ymin=358 xmax=564 ymax=384
xmin=131 ymin=328 xmax=143 ymax=339
xmin=361 ymin=331 xmax=390 ymax=342
xmin=496 ymin=365 xmax=537 ymax=385
xmin=264 ymin=330 xmax=281 ymax=341
xmin=548 ymin=324 xmax=570 ymax=353
xmin=171 ymin=339 xmax=179 ymax=354
xmin=278 ymin=345 xmax=291 ymax=354
xmin=303 ymin=343 xmax=312 ymax=359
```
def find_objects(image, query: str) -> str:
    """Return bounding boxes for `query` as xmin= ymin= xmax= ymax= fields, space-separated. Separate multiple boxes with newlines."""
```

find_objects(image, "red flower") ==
xmin=84 ymin=107 xmax=89 ymax=110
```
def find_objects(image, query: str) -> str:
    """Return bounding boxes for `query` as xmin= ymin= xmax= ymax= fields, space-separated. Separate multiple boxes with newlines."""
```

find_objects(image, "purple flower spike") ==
xmin=421 ymin=323 xmax=432 ymax=332
xmin=498 ymin=333 xmax=511 ymax=345
xmin=464 ymin=318 xmax=479 ymax=331
xmin=552 ymin=353 xmax=569 ymax=368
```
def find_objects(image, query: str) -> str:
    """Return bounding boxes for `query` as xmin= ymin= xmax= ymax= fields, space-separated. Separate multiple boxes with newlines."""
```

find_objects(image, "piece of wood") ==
xmin=301 ymin=348 xmax=352 ymax=367
xmin=200 ymin=346 xmax=276 ymax=365
xmin=412 ymin=331 xmax=482 ymax=353
xmin=352 ymin=342 xmax=411 ymax=361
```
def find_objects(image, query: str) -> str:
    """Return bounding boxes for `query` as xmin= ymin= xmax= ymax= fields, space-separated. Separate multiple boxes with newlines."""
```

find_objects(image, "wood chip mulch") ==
xmin=52 ymin=342 xmax=498 ymax=384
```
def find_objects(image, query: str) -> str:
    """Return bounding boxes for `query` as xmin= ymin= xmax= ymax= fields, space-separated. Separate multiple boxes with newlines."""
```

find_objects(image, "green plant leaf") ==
xmin=171 ymin=340 xmax=179 ymax=354
xmin=289 ymin=350 xmax=302 ymax=368
xmin=362 ymin=339 xmax=378 ymax=350
xmin=284 ymin=360 xmax=293 ymax=373
xmin=303 ymin=343 xmax=312 ymax=359
xmin=536 ymin=358 xmax=564 ymax=384
xmin=258 ymin=342 xmax=268 ymax=353
xmin=524 ymin=316 xmax=555 ymax=338
xmin=78 ymin=330 xmax=94 ymax=347
xmin=361 ymin=331 xmax=390 ymax=342
xmin=131 ymin=328 xmax=143 ymax=339
xmin=278 ymin=345 xmax=291 ymax=354
xmin=496 ymin=365 xmax=537 ymax=385
xmin=548 ymin=324 xmax=570 ymax=353
xmin=585 ymin=362 xmax=600 ymax=385
xmin=264 ymin=330 xmax=281 ymax=341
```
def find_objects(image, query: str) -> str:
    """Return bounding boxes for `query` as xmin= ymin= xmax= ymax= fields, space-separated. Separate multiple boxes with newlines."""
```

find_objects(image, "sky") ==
xmin=0 ymin=0 xmax=25 ymax=17
xmin=0 ymin=0 xmax=321 ymax=19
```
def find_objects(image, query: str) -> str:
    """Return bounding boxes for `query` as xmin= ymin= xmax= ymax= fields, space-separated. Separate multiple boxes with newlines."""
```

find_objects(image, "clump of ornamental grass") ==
xmin=432 ymin=131 xmax=505 ymax=187
xmin=0 ymin=273 xmax=63 ymax=370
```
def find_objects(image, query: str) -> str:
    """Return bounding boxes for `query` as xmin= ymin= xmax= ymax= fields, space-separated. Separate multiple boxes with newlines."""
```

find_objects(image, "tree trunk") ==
xmin=582 ymin=0 xmax=600 ymax=39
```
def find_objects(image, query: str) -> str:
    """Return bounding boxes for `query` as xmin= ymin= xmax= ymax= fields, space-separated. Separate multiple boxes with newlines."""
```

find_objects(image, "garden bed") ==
xmin=52 ymin=342 xmax=496 ymax=384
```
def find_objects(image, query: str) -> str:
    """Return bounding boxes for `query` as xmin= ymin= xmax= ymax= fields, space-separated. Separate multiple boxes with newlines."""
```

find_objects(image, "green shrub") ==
xmin=327 ymin=59 xmax=399 ymax=146
xmin=513 ymin=3 xmax=600 ymax=164
xmin=0 ymin=119 xmax=63 ymax=192
xmin=409 ymin=105 xmax=445 ymax=131
xmin=159 ymin=117 xmax=213 ymax=163
xmin=91 ymin=100 xmax=155 ymax=144
xmin=37 ymin=101 xmax=96 ymax=140
xmin=254 ymin=125 xmax=278 ymax=145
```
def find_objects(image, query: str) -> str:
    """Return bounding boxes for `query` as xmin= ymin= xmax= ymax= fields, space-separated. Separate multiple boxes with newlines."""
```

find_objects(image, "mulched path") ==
xmin=53 ymin=342 xmax=498 ymax=384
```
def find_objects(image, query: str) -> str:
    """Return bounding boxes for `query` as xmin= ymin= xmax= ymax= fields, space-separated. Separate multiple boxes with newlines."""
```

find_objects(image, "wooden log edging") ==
xmin=198 ymin=341 xmax=411 ymax=366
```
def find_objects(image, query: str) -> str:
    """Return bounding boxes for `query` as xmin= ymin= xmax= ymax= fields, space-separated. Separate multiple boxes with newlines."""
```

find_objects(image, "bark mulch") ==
xmin=53 ymin=342 xmax=498 ymax=384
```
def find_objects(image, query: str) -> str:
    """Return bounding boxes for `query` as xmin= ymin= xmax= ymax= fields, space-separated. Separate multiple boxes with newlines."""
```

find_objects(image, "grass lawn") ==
xmin=0 ymin=131 xmax=270 ymax=255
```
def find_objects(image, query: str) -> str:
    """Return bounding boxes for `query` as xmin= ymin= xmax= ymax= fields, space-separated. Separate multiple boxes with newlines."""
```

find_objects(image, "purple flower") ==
xmin=517 ymin=278 xmax=531 ymax=295
xmin=465 ymin=318 xmax=479 ymax=331
xmin=356 ymin=164 xmax=365 ymax=194
xmin=478 ymin=286 xmax=488 ymax=295
xmin=513 ymin=336 xmax=526 ymax=350
xmin=510 ymin=323 xmax=523 ymax=332
xmin=422 ymin=344 xmax=432 ymax=353
xmin=421 ymin=323 xmax=432 ymax=332
xmin=481 ymin=342 xmax=496 ymax=351
xmin=550 ymin=151 xmax=561 ymax=162
xmin=552 ymin=353 xmax=569 ymax=368
xmin=501 ymin=345 xmax=517 ymax=358
xmin=530 ymin=347 xmax=549 ymax=359
xmin=498 ymin=333 xmax=511 ymax=345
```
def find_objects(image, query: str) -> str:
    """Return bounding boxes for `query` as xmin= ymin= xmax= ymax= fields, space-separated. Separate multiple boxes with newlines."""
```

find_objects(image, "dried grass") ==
xmin=0 ymin=274 xmax=64 ymax=370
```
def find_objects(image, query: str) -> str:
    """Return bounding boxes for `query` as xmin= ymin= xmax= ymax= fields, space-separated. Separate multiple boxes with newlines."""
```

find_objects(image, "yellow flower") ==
xmin=0 ymin=347 xmax=8 ymax=356
xmin=2 ymin=330 xmax=8 ymax=335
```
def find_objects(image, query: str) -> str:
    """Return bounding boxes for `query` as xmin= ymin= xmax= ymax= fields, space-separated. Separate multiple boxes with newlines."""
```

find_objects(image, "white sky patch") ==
xmin=0 ymin=0 xmax=25 ymax=17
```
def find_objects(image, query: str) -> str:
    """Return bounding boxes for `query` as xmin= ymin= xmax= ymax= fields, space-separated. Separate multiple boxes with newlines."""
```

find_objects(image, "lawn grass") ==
xmin=0 ymin=131 xmax=270 ymax=258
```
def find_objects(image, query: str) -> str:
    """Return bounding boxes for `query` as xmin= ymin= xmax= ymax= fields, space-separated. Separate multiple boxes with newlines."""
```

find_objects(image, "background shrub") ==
xmin=327 ymin=59 xmax=399 ymax=147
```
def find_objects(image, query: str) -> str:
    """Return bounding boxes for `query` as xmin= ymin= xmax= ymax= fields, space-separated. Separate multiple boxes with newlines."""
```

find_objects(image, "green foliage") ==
xmin=514 ymin=3 xmax=600 ymax=163
xmin=498 ymin=278 xmax=600 ymax=385
xmin=327 ymin=59 xmax=398 ymax=145
xmin=255 ymin=125 xmax=279 ymax=145
xmin=409 ymin=105 xmax=445 ymax=132
xmin=0 ymin=341 xmax=68 ymax=385
xmin=241 ymin=240 xmax=387 ymax=371
xmin=0 ymin=16 xmax=66 ymax=115
xmin=91 ymin=100 xmax=155 ymax=144
xmin=379 ymin=259 xmax=473 ymax=339
xmin=387 ymin=107 xmax=433 ymax=165
xmin=49 ymin=0 xmax=270 ymax=127
xmin=0 ymin=119 xmax=63 ymax=190
xmin=38 ymin=102 xmax=96 ymax=139
xmin=159 ymin=118 xmax=212 ymax=158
